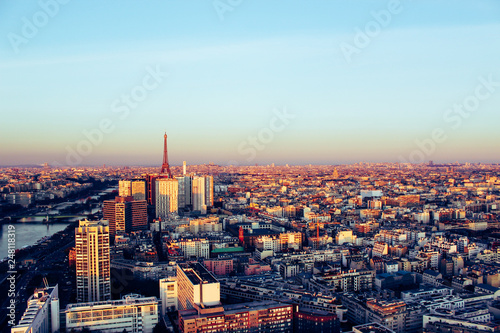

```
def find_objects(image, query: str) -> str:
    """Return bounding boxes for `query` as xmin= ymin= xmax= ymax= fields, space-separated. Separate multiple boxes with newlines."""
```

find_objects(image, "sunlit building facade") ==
xmin=178 ymin=301 xmax=293 ymax=333
xmin=65 ymin=294 xmax=158 ymax=333
xmin=156 ymin=177 xmax=178 ymax=217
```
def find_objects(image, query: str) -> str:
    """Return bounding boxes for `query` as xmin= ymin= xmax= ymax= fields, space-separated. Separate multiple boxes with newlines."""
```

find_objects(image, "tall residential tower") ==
xmin=75 ymin=220 xmax=111 ymax=302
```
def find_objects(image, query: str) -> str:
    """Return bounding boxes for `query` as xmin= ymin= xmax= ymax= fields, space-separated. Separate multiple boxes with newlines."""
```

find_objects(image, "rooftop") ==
xmin=66 ymin=294 xmax=157 ymax=311
xmin=223 ymin=300 xmax=292 ymax=314
xmin=352 ymin=322 xmax=396 ymax=333
xmin=180 ymin=262 xmax=219 ymax=285
xmin=212 ymin=246 xmax=244 ymax=253
xmin=13 ymin=286 xmax=58 ymax=329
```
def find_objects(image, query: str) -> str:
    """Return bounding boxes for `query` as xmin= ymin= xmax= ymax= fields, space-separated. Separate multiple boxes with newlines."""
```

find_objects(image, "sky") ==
xmin=0 ymin=0 xmax=499 ymax=166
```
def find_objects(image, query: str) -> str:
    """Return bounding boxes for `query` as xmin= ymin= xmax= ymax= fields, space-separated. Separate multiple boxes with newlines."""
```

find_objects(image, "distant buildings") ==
xmin=310 ymin=269 xmax=375 ymax=293
xmin=204 ymin=258 xmax=234 ymax=276
xmin=75 ymin=219 xmax=111 ymax=302
xmin=336 ymin=229 xmax=357 ymax=245
xmin=174 ymin=239 xmax=210 ymax=260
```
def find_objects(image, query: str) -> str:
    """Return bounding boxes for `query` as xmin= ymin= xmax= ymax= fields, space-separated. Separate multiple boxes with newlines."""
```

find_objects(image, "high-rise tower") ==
xmin=75 ymin=220 xmax=111 ymax=302
xmin=160 ymin=133 xmax=173 ymax=178
xmin=156 ymin=178 xmax=179 ymax=218
xmin=103 ymin=196 xmax=147 ymax=235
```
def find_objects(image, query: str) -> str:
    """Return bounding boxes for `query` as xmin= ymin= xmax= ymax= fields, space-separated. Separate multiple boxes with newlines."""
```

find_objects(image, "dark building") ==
xmin=146 ymin=174 xmax=158 ymax=205
xmin=294 ymin=307 xmax=340 ymax=333
xmin=103 ymin=196 xmax=147 ymax=235
xmin=375 ymin=271 xmax=417 ymax=291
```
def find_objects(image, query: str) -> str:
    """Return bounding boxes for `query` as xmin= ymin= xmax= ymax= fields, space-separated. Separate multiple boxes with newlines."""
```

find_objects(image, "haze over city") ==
xmin=1 ymin=1 xmax=500 ymax=166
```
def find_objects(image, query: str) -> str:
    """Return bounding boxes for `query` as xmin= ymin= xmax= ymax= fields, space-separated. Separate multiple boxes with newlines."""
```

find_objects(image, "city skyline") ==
xmin=1 ymin=1 xmax=499 ymax=166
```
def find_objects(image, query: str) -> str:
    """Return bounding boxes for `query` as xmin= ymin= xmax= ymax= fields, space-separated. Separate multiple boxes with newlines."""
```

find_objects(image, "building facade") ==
xmin=103 ymin=196 xmax=147 ymax=235
xmin=178 ymin=301 xmax=293 ymax=333
xmin=159 ymin=277 xmax=178 ymax=317
xmin=65 ymin=294 xmax=158 ymax=333
xmin=11 ymin=285 xmax=60 ymax=333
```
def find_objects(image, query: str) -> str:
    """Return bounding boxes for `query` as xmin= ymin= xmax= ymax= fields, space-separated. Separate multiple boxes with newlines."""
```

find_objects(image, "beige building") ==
xmin=119 ymin=179 xmax=147 ymax=201
xmin=336 ymin=229 xmax=357 ymax=245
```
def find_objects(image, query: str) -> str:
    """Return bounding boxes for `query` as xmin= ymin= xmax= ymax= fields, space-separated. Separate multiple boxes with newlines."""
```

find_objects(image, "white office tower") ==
xmin=65 ymin=294 xmax=158 ymax=333
xmin=184 ymin=176 xmax=192 ymax=207
xmin=75 ymin=219 xmax=111 ymax=302
xmin=183 ymin=160 xmax=187 ymax=175
xmin=159 ymin=277 xmax=178 ymax=317
xmin=192 ymin=176 xmax=205 ymax=212
xmin=177 ymin=176 xmax=186 ymax=209
xmin=204 ymin=175 xmax=214 ymax=207
xmin=11 ymin=285 xmax=60 ymax=333
xmin=156 ymin=178 xmax=178 ymax=218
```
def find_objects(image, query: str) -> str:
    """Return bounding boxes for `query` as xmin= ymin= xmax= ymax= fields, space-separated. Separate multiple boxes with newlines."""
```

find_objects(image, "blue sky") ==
xmin=0 ymin=0 xmax=499 ymax=166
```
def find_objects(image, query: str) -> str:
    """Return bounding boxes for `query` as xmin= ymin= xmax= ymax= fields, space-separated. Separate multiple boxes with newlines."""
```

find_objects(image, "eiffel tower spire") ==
xmin=160 ymin=133 xmax=173 ymax=178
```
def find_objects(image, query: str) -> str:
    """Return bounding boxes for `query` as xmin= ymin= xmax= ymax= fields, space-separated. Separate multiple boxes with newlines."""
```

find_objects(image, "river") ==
xmin=0 ymin=186 xmax=116 ymax=259
xmin=0 ymin=222 xmax=73 ymax=259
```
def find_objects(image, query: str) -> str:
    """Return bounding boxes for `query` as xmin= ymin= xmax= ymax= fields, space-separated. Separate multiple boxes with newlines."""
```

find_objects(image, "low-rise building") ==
xmin=11 ymin=285 xmax=60 ymax=333
xmin=65 ymin=294 xmax=158 ymax=333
